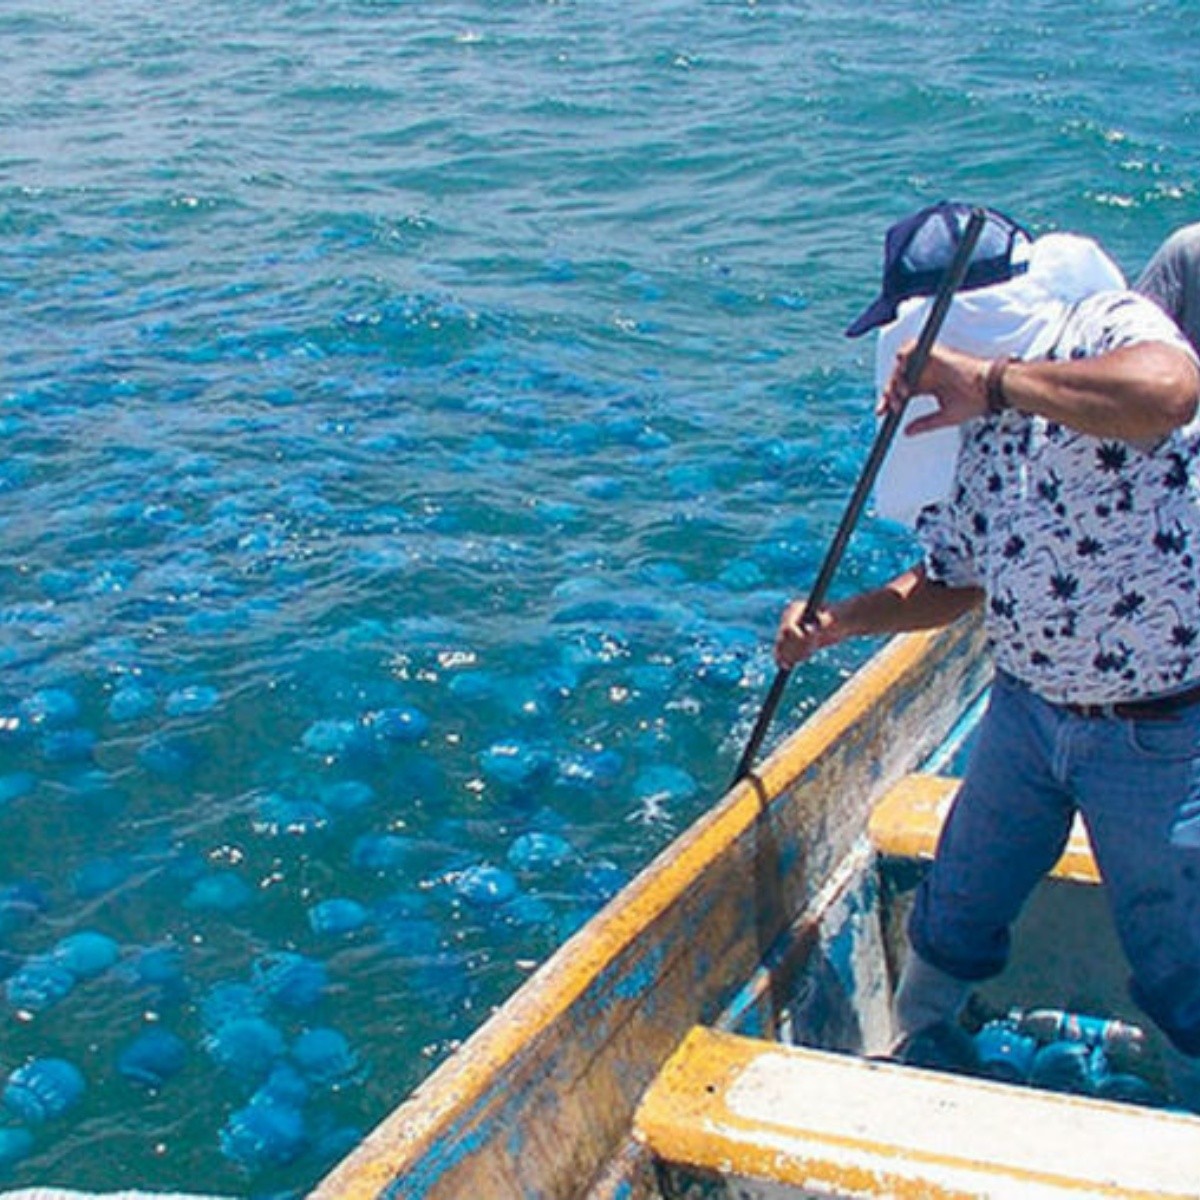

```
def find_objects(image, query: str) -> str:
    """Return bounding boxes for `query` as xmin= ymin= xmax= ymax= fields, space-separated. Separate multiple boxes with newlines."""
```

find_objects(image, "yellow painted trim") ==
xmin=637 ymin=1027 xmax=1194 ymax=1200
xmin=868 ymin=772 xmax=1100 ymax=885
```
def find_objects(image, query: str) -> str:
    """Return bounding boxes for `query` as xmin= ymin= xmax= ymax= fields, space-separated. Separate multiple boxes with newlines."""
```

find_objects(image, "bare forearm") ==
xmin=775 ymin=565 xmax=981 ymax=668
xmin=892 ymin=342 xmax=1199 ymax=443
xmin=1000 ymin=345 xmax=1199 ymax=440
xmin=832 ymin=566 xmax=982 ymax=638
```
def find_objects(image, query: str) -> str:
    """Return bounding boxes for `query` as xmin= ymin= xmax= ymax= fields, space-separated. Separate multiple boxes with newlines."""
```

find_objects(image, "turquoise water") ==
xmin=1 ymin=1 xmax=1198 ymax=1193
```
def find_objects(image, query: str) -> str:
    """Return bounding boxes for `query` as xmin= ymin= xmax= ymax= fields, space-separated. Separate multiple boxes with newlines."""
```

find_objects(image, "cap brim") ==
xmin=844 ymin=293 xmax=897 ymax=339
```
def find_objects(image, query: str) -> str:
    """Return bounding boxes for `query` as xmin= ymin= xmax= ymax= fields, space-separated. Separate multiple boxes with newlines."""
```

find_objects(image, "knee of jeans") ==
xmin=1131 ymin=970 xmax=1200 ymax=1057
xmin=908 ymin=886 xmax=1009 ymax=983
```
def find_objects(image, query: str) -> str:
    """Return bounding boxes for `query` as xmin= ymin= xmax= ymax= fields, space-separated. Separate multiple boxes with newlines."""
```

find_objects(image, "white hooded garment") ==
xmin=872 ymin=232 xmax=1127 ymax=527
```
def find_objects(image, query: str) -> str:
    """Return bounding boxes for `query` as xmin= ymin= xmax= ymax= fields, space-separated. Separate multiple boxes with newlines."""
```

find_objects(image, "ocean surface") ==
xmin=1 ymin=0 xmax=1198 ymax=1194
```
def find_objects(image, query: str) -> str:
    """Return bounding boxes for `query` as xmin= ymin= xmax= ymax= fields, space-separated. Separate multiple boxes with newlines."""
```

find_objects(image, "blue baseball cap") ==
xmin=845 ymin=201 xmax=1032 ymax=338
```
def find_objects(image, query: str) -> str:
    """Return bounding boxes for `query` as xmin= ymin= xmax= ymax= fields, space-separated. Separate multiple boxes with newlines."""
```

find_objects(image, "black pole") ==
xmin=729 ymin=207 xmax=987 ymax=788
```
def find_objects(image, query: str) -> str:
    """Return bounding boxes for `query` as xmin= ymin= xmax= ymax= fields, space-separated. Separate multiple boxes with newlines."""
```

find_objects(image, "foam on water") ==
xmin=1 ymin=0 xmax=1198 ymax=1193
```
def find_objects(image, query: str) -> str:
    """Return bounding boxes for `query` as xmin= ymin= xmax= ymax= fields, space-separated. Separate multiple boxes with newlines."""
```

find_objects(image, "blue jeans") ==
xmin=909 ymin=670 xmax=1200 ymax=1055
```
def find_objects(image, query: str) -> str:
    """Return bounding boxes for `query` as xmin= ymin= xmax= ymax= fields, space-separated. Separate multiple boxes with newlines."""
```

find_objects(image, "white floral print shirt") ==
xmin=917 ymin=291 xmax=1200 ymax=704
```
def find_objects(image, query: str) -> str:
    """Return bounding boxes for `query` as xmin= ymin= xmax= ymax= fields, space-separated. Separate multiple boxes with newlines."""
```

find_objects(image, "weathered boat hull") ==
xmin=314 ymin=617 xmax=991 ymax=1200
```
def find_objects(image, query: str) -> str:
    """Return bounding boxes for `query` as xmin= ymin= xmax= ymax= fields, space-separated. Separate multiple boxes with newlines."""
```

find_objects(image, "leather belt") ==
xmin=1059 ymin=681 xmax=1200 ymax=721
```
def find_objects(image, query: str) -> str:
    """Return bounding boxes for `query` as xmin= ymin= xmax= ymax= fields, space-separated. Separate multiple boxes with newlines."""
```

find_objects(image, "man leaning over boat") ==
xmin=774 ymin=201 xmax=1200 ymax=1109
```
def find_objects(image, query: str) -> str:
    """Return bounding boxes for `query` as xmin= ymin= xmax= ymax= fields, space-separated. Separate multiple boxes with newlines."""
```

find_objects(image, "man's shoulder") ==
xmin=1057 ymin=288 xmax=1195 ymax=359
xmin=1073 ymin=287 xmax=1168 ymax=323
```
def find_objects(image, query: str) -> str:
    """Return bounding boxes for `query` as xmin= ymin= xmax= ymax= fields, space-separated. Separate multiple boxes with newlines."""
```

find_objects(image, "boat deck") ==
xmin=637 ymin=1025 xmax=1200 ymax=1200
xmin=627 ymin=770 xmax=1198 ymax=1200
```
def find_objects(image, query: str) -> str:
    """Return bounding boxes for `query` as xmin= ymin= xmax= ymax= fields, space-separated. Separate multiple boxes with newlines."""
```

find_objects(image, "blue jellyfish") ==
xmin=51 ymin=930 xmax=120 ymax=980
xmin=184 ymin=872 xmax=255 ymax=914
xmin=19 ymin=688 xmax=79 ymax=728
xmin=319 ymin=779 xmax=376 ymax=815
xmin=627 ymin=663 xmax=677 ymax=702
xmin=350 ymin=832 xmax=417 ymax=873
xmin=372 ymin=890 xmax=431 ymax=923
xmin=579 ymin=860 xmax=629 ymax=904
xmin=366 ymin=705 xmax=430 ymax=744
xmin=251 ymin=952 xmax=327 ymax=1010
xmin=219 ymin=1099 xmax=307 ymax=1171
xmin=499 ymin=894 xmax=556 ymax=929
xmin=507 ymin=832 xmax=574 ymax=874
xmin=40 ymin=728 xmax=96 ymax=764
xmin=309 ymin=1121 xmax=363 ymax=1170
xmin=561 ymin=627 xmax=631 ymax=671
xmin=300 ymin=718 xmax=373 ymax=764
xmin=6 ymin=956 xmax=76 ymax=1013
xmin=165 ymin=684 xmax=220 ymax=717
xmin=290 ymin=1027 xmax=365 ymax=1090
xmin=252 ymin=793 xmax=331 ymax=839
xmin=204 ymin=1016 xmax=287 ymax=1083
xmin=127 ymin=944 xmax=186 ymax=988
xmin=123 ymin=940 xmax=187 ymax=998
xmin=555 ymin=748 xmax=624 ymax=791
xmin=200 ymin=982 xmax=265 ymax=1032
xmin=632 ymin=764 xmax=699 ymax=811
xmin=3 ymin=1057 xmax=85 ymax=1123
xmin=378 ymin=916 xmax=441 ymax=958
xmin=1095 ymin=1069 xmax=1161 ymax=1106
xmin=972 ymin=1021 xmax=1037 ymax=1084
xmin=137 ymin=734 xmax=198 ymax=780
xmin=479 ymin=739 xmax=553 ymax=789
xmin=117 ymin=1028 xmax=188 ymax=1089
xmin=1029 ymin=1040 xmax=1095 ymax=1095
xmin=253 ymin=1061 xmax=310 ymax=1110
xmin=307 ymin=898 xmax=369 ymax=937
xmin=0 ymin=1125 xmax=34 ymax=1169
xmin=510 ymin=664 xmax=578 ymax=716
xmin=71 ymin=854 xmax=135 ymax=899
xmin=453 ymin=865 xmax=519 ymax=909
xmin=108 ymin=680 xmax=157 ymax=723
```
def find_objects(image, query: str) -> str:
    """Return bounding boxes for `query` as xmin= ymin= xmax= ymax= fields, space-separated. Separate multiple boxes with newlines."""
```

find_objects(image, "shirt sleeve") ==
xmin=914 ymin=496 xmax=982 ymax=588
xmin=1058 ymin=290 xmax=1200 ymax=363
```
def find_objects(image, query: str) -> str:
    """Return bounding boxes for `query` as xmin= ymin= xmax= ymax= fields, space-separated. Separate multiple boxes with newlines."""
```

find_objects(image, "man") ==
xmin=775 ymin=201 xmax=1200 ymax=1103
xmin=1137 ymin=222 xmax=1200 ymax=353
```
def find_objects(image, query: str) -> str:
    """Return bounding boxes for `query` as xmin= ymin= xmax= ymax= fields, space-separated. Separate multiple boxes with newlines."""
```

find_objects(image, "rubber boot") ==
xmin=891 ymin=951 xmax=978 ymax=1073
xmin=1164 ymin=1042 xmax=1200 ymax=1113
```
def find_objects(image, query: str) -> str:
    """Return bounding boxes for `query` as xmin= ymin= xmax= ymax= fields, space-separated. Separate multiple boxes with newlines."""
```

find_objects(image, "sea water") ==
xmin=1 ymin=1 xmax=1197 ymax=1194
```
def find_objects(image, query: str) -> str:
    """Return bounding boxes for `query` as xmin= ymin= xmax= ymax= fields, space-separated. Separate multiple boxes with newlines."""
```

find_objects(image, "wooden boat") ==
xmin=312 ymin=614 xmax=1200 ymax=1200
